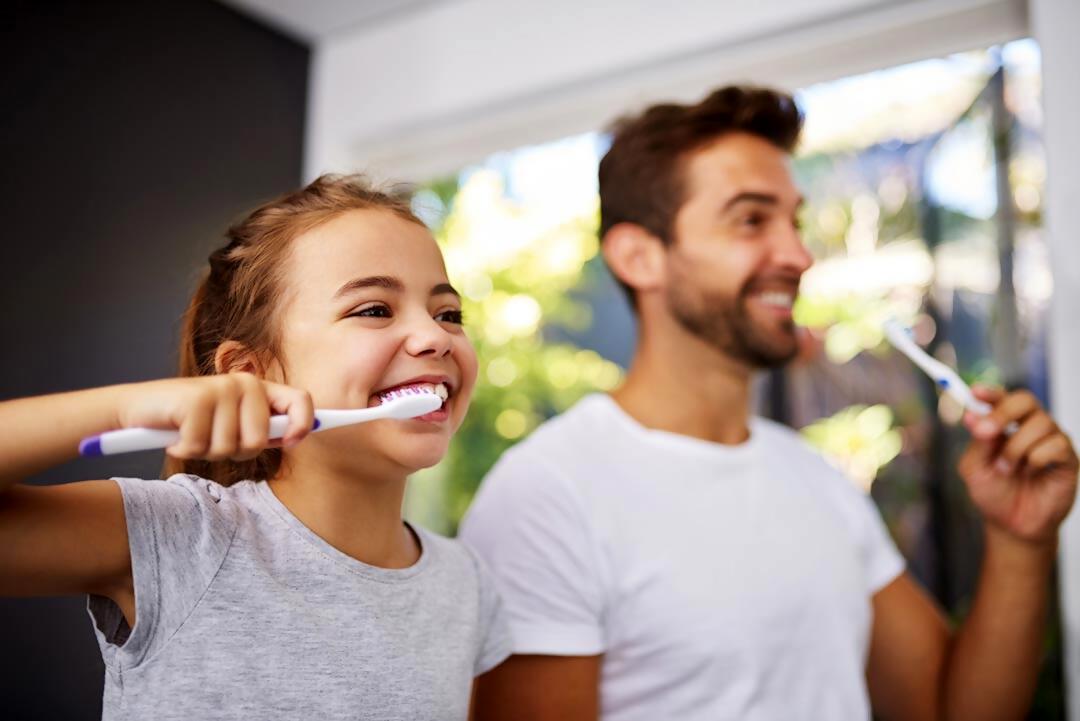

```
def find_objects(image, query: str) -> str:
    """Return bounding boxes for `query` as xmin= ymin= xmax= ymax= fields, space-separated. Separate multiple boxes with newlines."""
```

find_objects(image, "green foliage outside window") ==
xmin=405 ymin=171 xmax=622 ymax=534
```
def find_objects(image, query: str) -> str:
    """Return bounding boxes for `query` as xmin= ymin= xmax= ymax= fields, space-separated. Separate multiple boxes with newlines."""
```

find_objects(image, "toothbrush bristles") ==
xmin=381 ymin=387 xmax=440 ymax=402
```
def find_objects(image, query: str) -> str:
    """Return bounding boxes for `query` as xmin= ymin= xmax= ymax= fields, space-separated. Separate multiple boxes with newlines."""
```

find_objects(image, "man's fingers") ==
xmin=995 ymin=412 xmax=1056 ymax=474
xmin=971 ymin=384 xmax=1005 ymax=404
xmin=971 ymin=389 xmax=1039 ymax=441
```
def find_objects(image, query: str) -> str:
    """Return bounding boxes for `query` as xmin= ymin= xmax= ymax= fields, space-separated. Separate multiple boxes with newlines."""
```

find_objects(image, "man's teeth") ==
xmin=756 ymin=291 xmax=794 ymax=309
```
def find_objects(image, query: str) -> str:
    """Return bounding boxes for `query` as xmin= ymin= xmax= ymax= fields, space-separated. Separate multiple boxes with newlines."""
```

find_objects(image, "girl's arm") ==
xmin=0 ymin=385 xmax=137 ymax=490
xmin=0 ymin=375 xmax=314 ymax=621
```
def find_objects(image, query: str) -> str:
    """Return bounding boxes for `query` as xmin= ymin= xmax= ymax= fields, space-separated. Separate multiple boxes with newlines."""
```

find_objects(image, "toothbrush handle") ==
xmin=79 ymin=414 xmax=312 ymax=457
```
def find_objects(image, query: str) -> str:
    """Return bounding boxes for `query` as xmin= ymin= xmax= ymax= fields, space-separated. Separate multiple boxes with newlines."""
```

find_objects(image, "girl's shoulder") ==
xmin=412 ymin=524 xmax=493 ymax=588
xmin=111 ymin=473 xmax=250 ymax=532
xmin=413 ymin=524 xmax=511 ymax=663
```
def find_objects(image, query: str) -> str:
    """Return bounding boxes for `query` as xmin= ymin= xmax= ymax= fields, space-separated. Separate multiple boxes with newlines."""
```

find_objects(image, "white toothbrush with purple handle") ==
xmin=79 ymin=387 xmax=443 ymax=457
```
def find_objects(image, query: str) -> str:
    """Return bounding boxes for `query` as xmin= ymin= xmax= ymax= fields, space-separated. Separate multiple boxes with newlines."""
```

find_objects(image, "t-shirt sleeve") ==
xmin=459 ymin=448 xmax=606 ymax=657
xmin=811 ymin=450 xmax=906 ymax=594
xmin=466 ymin=546 xmax=513 ymax=676
xmin=87 ymin=474 xmax=237 ymax=669
xmin=791 ymin=429 xmax=906 ymax=595
xmin=855 ymin=488 xmax=906 ymax=594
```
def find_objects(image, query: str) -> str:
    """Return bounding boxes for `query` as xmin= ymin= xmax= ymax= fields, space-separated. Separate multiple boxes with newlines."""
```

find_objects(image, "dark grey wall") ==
xmin=2 ymin=2 xmax=308 ymax=718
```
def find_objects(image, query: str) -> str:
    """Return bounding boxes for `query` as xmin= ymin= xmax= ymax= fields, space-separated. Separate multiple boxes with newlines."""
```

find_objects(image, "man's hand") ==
xmin=958 ymin=386 xmax=1078 ymax=545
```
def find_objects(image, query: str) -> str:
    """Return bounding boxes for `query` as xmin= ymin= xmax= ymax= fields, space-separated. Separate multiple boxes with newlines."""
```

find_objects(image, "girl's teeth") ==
xmin=379 ymin=382 xmax=450 ymax=402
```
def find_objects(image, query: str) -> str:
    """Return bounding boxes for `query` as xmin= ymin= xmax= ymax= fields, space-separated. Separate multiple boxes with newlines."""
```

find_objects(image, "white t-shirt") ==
xmin=459 ymin=394 xmax=905 ymax=721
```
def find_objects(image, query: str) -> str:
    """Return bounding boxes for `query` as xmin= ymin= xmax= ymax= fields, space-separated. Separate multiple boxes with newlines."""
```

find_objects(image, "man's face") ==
xmin=664 ymin=132 xmax=813 ymax=369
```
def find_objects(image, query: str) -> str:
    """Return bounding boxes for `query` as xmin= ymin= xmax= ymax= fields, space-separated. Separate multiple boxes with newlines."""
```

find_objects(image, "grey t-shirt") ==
xmin=87 ymin=474 xmax=511 ymax=720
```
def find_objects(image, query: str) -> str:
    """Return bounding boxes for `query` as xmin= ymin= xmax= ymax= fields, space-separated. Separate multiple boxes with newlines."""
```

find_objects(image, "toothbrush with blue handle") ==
xmin=882 ymin=318 xmax=1016 ymax=433
xmin=78 ymin=387 xmax=443 ymax=457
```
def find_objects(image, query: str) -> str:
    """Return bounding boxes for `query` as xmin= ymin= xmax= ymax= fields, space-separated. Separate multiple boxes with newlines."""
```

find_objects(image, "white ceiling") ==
xmin=220 ymin=0 xmax=450 ymax=42
xmin=304 ymin=0 xmax=1028 ymax=181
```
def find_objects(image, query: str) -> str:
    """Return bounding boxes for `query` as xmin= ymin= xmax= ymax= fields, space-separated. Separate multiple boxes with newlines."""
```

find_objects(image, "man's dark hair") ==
xmin=598 ymin=85 xmax=803 ymax=305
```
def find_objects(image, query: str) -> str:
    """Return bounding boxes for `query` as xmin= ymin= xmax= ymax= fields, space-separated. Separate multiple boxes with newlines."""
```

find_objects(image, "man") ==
xmin=460 ymin=85 xmax=1078 ymax=720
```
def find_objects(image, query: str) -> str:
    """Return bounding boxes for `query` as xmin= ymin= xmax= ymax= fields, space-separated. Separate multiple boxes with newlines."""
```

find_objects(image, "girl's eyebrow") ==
xmin=333 ymin=276 xmax=460 ymax=300
xmin=334 ymin=275 xmax=403 ymax=299
xmin=431 ymin=282 xmax=461 ymax=298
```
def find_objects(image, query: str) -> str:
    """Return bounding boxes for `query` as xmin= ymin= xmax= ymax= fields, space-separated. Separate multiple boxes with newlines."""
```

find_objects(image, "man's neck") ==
xmin=611 ymin=323 xmax=754 ymax=446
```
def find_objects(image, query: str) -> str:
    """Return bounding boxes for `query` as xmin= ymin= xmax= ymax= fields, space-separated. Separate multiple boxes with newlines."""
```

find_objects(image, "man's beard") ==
xmin=666 ymin=277 xmax=799 ymax=369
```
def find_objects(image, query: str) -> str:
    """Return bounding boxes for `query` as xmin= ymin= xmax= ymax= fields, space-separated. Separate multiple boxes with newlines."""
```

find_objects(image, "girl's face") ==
xmin=269 ymin=208 xmax=477 ymax=475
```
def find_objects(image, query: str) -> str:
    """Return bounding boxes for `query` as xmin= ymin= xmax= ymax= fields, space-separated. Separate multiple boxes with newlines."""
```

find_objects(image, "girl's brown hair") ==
xmin=164 ymin=174 xmax=425 ymax=485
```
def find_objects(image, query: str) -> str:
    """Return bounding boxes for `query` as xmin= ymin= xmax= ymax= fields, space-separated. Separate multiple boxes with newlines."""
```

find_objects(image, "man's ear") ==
xmin=601 ymin=222 xmax=668 ymax=297
xmin=213 ymin=340 xmax=266 ymax=376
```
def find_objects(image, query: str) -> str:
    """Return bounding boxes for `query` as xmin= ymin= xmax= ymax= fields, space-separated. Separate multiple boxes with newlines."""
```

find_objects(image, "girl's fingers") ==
xmin=159 ymin=375 xmax=313 ymax=460
xmin=265 ymin=383 xmax=315 ymax=447
xmin=236 ymin=376 xmax=270 ymax=460
xmin=168 ymin=391 xmax=215 ymax=458
xmin=207 ymin=382 xmax=242 ymax=461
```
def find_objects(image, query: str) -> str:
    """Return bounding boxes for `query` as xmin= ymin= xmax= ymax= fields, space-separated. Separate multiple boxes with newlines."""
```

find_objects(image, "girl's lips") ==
xmin=373 ymin=378 xmax=452 ymax=401
xmin=412 ymin=406 xmax=450 ymax=423
xmin=365 ymin=382 xmax=452 ymax=423
xmin=368 ymin=379 xmax=451 ymax=408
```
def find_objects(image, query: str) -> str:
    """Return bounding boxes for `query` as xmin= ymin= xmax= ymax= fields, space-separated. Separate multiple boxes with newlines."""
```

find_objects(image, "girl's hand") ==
xmin=959 ymin=386 xmax=1079 ymax=546
xmin=117 ymin=373 xmax=315 ymax=461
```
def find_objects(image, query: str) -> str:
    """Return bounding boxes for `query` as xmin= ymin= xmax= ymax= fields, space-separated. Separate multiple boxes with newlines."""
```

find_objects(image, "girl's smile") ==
xmin=271 ymin=207 xmax=478 ymax=475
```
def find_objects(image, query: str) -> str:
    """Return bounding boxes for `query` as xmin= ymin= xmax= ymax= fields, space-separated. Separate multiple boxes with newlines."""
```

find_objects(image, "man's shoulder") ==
xmin=752 ymin=416 xmax=828 ymax=461
xmin=500 ymin=393 xmax=612 ymax=462
xmin=750 ymin=415 xmax=800 ymax=444
xmin=751 ymin=417 xmax=875 ymax=508
xmin=472 ymin=394 xmax=616 ymax=511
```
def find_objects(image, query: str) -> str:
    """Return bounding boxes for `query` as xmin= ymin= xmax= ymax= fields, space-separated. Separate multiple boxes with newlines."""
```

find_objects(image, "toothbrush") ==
xmin=882 ymin=318 xmax=993 ymax=415
xmin=79 ymin=387 xmax=444 ymax=457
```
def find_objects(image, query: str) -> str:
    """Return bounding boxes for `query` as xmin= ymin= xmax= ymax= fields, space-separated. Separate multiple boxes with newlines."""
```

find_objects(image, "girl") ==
xmin=0 ymin=175 xmax=510 ymax=719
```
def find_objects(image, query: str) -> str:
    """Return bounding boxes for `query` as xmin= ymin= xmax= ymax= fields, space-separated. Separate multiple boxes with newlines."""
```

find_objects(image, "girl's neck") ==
xmin=267 ymin=454 xmax=420 ymax=569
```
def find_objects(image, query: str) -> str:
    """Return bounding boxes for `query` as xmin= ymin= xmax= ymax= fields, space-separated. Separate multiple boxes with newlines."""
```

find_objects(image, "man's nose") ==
xmin=773 ymin=222 xmax=814 ymax=276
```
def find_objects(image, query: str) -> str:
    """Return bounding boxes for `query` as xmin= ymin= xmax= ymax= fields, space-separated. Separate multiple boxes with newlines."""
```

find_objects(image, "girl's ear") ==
xmin=213 ymin=340 xmax=266 ymax=376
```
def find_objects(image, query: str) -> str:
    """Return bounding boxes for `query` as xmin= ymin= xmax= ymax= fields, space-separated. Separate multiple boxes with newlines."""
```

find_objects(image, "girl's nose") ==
xmin=403 ymin=315 xmax=453 ymax=359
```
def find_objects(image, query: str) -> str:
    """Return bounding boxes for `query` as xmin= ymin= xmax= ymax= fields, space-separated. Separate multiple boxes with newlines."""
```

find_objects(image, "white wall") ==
xmin=1031 ymin=2 xmax=1080 ymax=719
xmin=306 ymin=0 xmax=1026 ymax=181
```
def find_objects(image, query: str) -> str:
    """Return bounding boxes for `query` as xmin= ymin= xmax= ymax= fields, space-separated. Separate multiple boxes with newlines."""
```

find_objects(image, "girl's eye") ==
xmin=348 ymin=304 xmax=392 ymax=319
xmin=436 ymin=309 xmax=465 ymax=325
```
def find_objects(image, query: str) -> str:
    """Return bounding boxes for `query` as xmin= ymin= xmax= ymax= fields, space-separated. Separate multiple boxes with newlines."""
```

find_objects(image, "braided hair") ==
xmin=164 ymin=175 xmax=424 ymax=485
